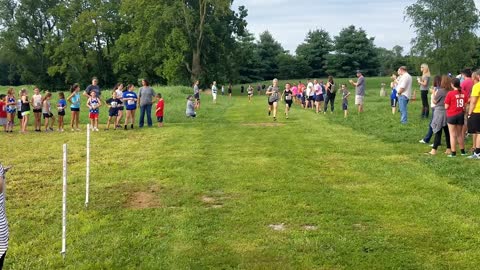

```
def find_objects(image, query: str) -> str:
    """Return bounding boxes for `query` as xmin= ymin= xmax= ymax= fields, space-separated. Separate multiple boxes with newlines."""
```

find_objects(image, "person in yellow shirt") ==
xmin=467 ymin=71 xmax=480 ymax=159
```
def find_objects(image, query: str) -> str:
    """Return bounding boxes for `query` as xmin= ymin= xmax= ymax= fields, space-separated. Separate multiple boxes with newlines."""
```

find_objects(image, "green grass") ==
xmin=2 ymin=78 xmax=480 ymax=269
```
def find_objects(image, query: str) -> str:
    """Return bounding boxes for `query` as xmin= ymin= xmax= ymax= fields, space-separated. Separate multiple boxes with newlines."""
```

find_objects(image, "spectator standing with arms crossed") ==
xmin=138 ymin=79 xmax=155 ymax=128
xmin=349 ymin=70 xmax=366 ymax=114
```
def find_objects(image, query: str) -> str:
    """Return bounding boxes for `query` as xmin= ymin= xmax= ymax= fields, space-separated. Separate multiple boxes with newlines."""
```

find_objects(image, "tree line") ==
xmin=0 ymin=0 xmax=479 ymax=89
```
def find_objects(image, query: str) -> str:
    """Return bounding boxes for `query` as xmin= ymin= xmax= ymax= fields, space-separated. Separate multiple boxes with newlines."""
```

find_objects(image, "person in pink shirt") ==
xmin=291 ymin=83 xmax=298 ymax=103
xmin=445 ymin=78 xmax=468 ymax=157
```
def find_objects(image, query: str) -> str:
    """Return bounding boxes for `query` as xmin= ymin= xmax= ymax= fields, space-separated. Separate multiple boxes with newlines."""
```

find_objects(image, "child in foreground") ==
xmin=341 ymin=84 xmax=351 ymax=118
xmin=155 ymin=93 xmax=164 ymax=127
xmin=87 ymin=91 xmax=102 ymax=131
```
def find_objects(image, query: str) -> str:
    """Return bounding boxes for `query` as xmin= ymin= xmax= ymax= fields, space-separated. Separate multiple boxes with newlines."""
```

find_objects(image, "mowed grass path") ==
xmin=2 ymin=82 xmax=480 ymax=269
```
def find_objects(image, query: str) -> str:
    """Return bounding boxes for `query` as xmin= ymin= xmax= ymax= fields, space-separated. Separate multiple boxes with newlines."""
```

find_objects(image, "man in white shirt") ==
xmin=397 ymin=66 xmax=413 ymax=124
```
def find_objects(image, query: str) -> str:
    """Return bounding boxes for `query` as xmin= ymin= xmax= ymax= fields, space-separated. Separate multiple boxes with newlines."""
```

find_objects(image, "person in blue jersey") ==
xmin=67 ymin=84 xmax=81 ymax=131
xmin=87 ymin=91 xmax=101 ymax=132
xmin=123 ymin=84 xmax=138 ymax=130
xmin=0 ymin=163 xmax=11 ymax=269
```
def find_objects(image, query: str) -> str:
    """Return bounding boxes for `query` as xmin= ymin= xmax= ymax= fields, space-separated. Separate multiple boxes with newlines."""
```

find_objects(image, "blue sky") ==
xmin=233 ymin=0 xmax=480 ymax=54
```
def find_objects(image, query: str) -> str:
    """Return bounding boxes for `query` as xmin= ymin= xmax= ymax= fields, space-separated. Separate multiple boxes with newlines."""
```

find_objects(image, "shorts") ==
xmin=285 ymin=100 xmax=293 ymax=108
xmin=157 ymin=116 xmax=164 ymax=123
xmin=315 ymin=95 xmax=324 ymax=102
xmin=308 ymin=96 xmax=314 ymax=101
xmin=194 ymin=93 xmax=200 ymax=100
xmin=296 ymin=94 xmax=302 ymax=99
xmin=43 ymin=113 xmax=53 ymax=119
xmin=17 ymin=111 xmax=22 ymax=119
xmin=21 ymin=111 xmax=30 ymax=117
xmin=355 ymin=95 xmax=364 ymax=105
xmin=390 ymin=98 xmax=397 ymax=107
xmin=342 ymin=102 xmax=348 ymax=111
xmin=109 ymin=111 xmax=118 ymax=117
xmin=467 ymin=113 xmax=480 ymax=133
xmin=33 ymin=108 xmax=42 ymax=113
xmin=58 ymin=111 xmax=65 ymax=116
xmin=268 ymin=99 xmax=278 ymax=106
xmin=126 ymin=107 xmax=136 ymax=111
xmin=228 ymin=90 xmax=232 ymax=94
xmin=89 ymin=113 xmax=99 ymax=119
xmin=71 ymin=107 xmax=80 ymax=112
xmin=447 ymin=113 xmax=464 ymax=125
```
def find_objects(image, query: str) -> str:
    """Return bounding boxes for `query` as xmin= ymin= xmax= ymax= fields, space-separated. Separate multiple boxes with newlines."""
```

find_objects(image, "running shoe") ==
xmin=419 ymin=139 xmax=426 ymax=144
xmin=467 ymin=153 xmax=480 ymax=159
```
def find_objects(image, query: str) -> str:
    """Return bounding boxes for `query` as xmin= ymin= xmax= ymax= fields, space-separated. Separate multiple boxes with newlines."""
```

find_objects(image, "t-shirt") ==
xmin=307 ymin=82 xmax=314 ymax=96
xmin=356 ymin=76 xmax=366 ymax=96
xmin=342 ymin=89 xmax=350 ymax=105
xmin=106 ymin=98 xmax=123 ymax=114
xmin=471 ymin=82 xmax=480 ymax=113
xmin=292 ymin=86 xmax=298 ymax=95
xmin=57 ymin=99 xmax=67 ymax=112
xmin=123 ymin=91 xmax=138 ymax=110
xmin=0 ymin=102 xmax=6 ymax=118
xmin=420 ymin=76 xmax=431 ymax=91
xmin=85 ymin=84 xmax=101 ymax=97
xmin=461 ymin=78 xmax=474 ymax=100
xmin=70 ymin=93 xmax=81 ymax=109
xmin=398 ymin=73 xmax=413 ymax=99
xmin=138 ymin=86 xmax=155 ymax=106
xmin=433 ymin=88 xmax=447 ymax=109
xmin=390 ymin=88 xmax=397 ymax=100
xmin=267 ymin=86 xmax=280 ymax=102
xmin=212 ymin=85 xmax=217 ymax=94
xmin=194 ymin=85 xmax=200 ymax=95
xmin=156 ymin=99 xmax=164 ymax=117
xmin=186 ymin=100 xmax=195 ymax=116
xmin=445 ymin=90 xmax=467 ymax=117
xmin=314 ymin=83 xmax=322 ymax=95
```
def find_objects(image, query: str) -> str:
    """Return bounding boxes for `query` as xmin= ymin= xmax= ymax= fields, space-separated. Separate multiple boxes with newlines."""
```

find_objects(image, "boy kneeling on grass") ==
xmin=106 ymin=91 xmax=123 ymax=130
xmin=155 ymin=93 xmax=164 ymax=127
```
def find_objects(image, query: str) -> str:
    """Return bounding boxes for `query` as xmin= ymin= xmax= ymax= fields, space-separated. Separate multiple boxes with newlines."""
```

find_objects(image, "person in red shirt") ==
xmin=155 ymin=93 xmax=164 ymax=127
xmin=445 ymin=78 xmax=468 ymax=157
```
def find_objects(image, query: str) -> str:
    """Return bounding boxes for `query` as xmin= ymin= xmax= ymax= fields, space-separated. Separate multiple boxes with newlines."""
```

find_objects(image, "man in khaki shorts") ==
xmin=349 ymin=70 xmax=365 ymax=113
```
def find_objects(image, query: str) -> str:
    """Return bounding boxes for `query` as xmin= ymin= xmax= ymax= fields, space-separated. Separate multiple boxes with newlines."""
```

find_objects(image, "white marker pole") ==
xmin=61 ymin=144 xmax=67 ymax=259
xmin=85 ymin=124 xmax=90 ymax=208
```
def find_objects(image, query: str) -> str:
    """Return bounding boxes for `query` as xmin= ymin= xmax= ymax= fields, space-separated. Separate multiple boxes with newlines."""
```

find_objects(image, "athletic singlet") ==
xmin=6 ymin=97 xmax=16 ymax=113
xmin=89 ymin=97 xmax=100 ymax=113
xmin=70 ymin=93 xmax=81 ymax=109
xmin=284 ymin=90 xmax=293 ymax=101
xmin=21 ymin=97 xmax=30 ymax=112
xmin=32 ymin=94 xmax=42 ymax=109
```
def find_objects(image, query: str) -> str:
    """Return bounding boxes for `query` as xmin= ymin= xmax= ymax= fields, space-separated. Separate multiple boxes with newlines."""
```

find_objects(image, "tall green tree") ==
xmin=405 ymin=0 xmax=480 ymax=73
xmin=325 ymin=25 xmax=378 ymax=77
xmin=296 ymin=29 xmax=333 ymax=77
xmin=256 ymin=31 xmax=284 ymax=80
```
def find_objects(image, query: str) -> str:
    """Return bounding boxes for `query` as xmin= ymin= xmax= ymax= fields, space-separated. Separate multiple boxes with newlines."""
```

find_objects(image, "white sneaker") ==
xmin=419 ymin=139 xmax=426 ymax=144
xmin=467 ymin=153 xmax=480 ymax=159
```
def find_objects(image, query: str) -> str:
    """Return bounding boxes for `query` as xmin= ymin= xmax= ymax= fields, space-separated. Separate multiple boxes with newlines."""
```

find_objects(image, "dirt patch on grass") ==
xmin=125 ymin=185 xmax=162 ymax=209
xmin=302 ymin=225 xmax=318 ymax=231
xmin=201 ymin=195 xmax=224 ymax=209
xmin=268 ymin=223 xmax=286 ymax=231
xmin=242 ymin=123 xmax=286 ymax=127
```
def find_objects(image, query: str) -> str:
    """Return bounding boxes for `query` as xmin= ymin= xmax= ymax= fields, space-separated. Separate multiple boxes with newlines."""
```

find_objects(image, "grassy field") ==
xmin=2 ymin=77 xmax=480 ymax=269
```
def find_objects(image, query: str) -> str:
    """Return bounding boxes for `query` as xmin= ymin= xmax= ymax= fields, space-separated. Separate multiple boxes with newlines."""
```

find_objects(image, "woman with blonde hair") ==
xmin=418 ymin=63 xmax=431 ymax=118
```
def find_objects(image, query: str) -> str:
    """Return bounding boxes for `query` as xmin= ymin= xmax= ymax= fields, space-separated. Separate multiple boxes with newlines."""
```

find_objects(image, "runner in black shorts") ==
xmin=282 ymin=83 xmax=293 ymax=119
